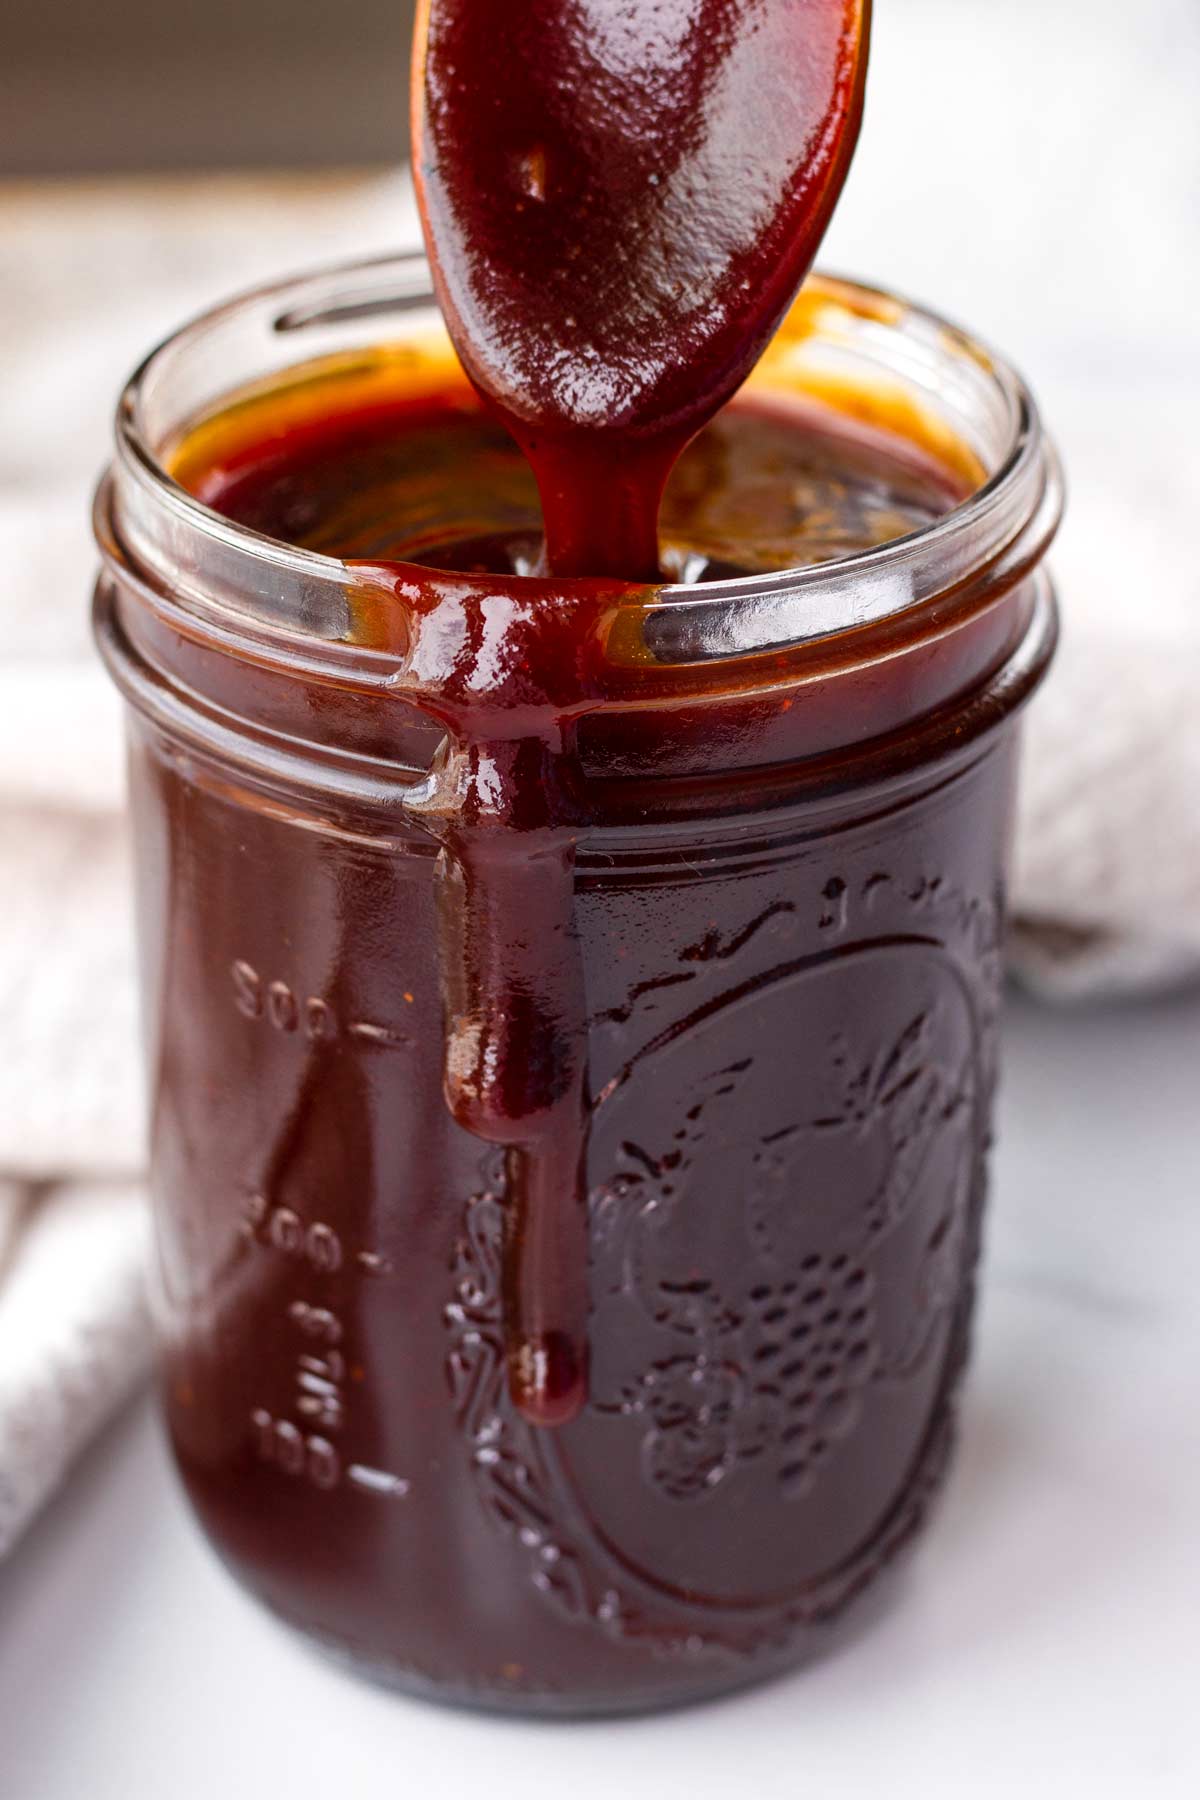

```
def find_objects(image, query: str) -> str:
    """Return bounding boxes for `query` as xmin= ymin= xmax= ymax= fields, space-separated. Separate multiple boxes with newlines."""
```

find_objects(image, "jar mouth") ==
xmin=106 ymin=251 xmax=1061 ymax=666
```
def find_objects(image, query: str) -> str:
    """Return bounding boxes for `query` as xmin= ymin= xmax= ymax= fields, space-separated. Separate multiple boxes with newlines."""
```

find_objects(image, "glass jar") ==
xmin=93 ymin=253 xmax=1060 ymax=1715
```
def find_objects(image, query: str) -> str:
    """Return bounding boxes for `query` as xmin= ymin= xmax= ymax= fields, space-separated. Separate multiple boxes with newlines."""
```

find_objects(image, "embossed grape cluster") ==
xmin=604 ymin=1253 xmax=881 ymax=1505
xmin=744 ymin=1252 xmax=878 ymax=1499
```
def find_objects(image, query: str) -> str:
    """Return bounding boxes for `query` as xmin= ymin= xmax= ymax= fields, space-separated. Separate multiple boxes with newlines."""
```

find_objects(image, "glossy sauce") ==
xmin=414 ymin=0 xmax=870 ymax=580
xmin=402 ymin=0 xmax=872 ymax=1427
xmin=172 ymin=339 xmax=966 ymax=1438
xmin=180 ymin=378 xmax=958 ymax=581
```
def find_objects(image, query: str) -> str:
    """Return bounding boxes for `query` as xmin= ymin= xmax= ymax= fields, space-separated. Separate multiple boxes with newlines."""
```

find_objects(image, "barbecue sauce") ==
xmin=401 ymin=0 xmax=871 ymax=1424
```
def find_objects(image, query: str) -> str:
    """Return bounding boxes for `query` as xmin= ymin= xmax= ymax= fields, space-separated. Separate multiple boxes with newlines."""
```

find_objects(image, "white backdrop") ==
xmin=826 ymin=0 xmax=1200 ymax=989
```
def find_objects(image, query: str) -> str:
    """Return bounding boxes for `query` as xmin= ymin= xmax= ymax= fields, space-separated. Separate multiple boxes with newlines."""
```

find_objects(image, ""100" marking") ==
xmin=251 ymin=1409 xmax=340 ymax=1490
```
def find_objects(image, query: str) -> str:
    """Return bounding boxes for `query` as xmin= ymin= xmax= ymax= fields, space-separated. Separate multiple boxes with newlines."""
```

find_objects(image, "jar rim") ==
xmin=106 ymin=250 xmax=1061 ymax=668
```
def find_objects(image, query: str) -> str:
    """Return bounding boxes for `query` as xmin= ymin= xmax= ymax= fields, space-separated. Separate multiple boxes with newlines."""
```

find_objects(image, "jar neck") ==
xmin=95 ymin=257 xmax=1062 ymax=810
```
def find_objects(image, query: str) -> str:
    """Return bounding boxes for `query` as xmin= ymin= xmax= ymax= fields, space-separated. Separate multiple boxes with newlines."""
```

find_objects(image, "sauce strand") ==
xmin=416 ymin=1 xmax=871 ymax=1426
xmin=414 ymin=0 xmax=870 ymax=580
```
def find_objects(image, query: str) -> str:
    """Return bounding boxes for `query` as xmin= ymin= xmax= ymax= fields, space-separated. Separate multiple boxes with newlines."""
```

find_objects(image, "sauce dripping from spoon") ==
xmin=414 ymin=0 xmax=870 ymax=580
xmin=407 ymin=0 xmax=871 ymax=1427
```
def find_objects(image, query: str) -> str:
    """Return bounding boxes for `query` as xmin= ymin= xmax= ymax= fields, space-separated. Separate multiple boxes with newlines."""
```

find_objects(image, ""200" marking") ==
xmin=244 ymin=1195 xmax=343 ymax=1272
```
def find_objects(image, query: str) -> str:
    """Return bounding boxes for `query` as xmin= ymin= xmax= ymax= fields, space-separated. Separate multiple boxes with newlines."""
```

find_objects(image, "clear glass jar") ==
xmin=93 ymin=253 xmax=1060 ymax=1714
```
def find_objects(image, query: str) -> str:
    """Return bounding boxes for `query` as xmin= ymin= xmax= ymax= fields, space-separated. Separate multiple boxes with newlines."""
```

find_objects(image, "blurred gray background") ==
xmin=0 ymin=0 xmax=418 ymax=174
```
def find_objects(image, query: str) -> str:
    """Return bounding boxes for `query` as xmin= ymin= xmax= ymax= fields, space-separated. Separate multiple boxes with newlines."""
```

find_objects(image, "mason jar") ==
xmin=93 ymin=253 xmax=1061 ymax=1714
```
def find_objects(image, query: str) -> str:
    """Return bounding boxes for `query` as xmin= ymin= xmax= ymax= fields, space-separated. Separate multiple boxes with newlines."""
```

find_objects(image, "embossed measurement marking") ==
xmin=356 ymin=1250 xmax=393 ymax=1276
xmin=234 ymin=972 xmax=410 ymax=1501
xmin=251 ymin=1410 xmax=341 ymax=1490
xmin=288 ymin=1298 xmax=346 ymax=1433
xmin=241 ymin=1196 xmax=344 ymax=1271
xmin=232 ymin=960 xmax=412 ymax=1049
xmin=242 ymin=1198 xmax=393 ymax=1281
xmin=347 ymin=1464 xmax=411 ymax=1499
xmin=347 ymin=1021 xmax=411 ymax=1048
xmin=249 ymin=1302 xmax=412 ymax=1500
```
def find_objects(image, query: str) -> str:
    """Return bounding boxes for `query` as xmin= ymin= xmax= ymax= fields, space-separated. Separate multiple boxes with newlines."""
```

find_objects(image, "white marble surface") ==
xmin=1 ymin=990 xmax=1197 ymax=1799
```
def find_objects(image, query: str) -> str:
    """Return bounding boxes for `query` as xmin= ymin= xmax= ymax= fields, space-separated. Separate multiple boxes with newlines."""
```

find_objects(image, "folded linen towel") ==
xmin=0 ymin=1181 xmax=149 ymax=1556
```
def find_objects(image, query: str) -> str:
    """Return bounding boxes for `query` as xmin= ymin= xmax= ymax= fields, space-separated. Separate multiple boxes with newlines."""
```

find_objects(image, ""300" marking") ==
xmin=232 ymin=961 xmax=412 ymax=1048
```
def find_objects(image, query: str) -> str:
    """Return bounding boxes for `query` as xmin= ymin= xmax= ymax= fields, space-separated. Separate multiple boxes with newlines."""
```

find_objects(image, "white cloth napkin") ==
xmin=1 ymin=0 xmax=1198 ymax=1555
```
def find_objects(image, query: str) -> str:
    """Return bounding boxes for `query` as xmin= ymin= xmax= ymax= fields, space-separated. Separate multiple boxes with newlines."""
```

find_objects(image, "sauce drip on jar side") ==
xmin=414 ymin=0 xmax=870 ymax=583
xmin=174 ymin=358 xmax=967 ymax=1431
xmin=405 ymin=0 xmax=872 ymax=1426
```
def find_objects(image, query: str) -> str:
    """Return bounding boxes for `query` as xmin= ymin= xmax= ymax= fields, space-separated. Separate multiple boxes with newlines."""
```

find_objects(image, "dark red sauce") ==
xmin=399 ymin=0 xmax=872 ymax=1427
xmin=184 ymin=381 xmax=956 ymax=579
xmin=414 ymin=0 xmax=870 ymax=581
xmin=175 ymin=324 xmax=959 ymax=1437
